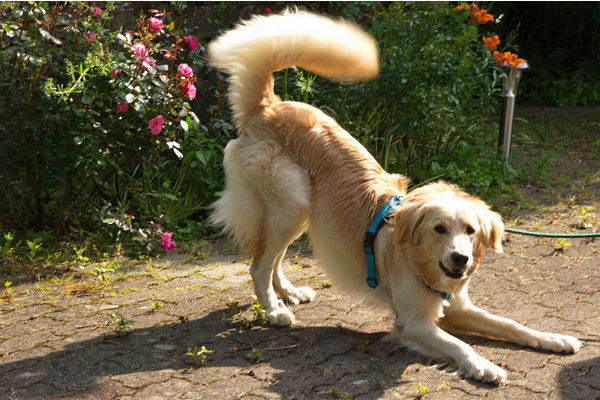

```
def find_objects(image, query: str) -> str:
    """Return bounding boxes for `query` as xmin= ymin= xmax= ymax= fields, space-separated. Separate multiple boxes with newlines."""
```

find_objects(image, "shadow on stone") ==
xmin=558 ymin=354 xmax=600 ymax=399
xmin=0 ymin=306 xmax=420 ymax=399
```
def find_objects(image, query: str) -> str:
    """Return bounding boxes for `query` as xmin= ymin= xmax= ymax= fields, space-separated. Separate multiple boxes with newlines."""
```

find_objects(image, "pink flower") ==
xmin=182 ymin=81 xmax=196 ymax=100
xmin=184 ymin=35 xmax=198 ymax=51
xmin=111 ymin=69 xmax=118 ymax=77
xmin=91 ymin=7 xmax=101 ymax=17
xmin=141 ymin=58 xmax=156 ymax=71
xmin=265 ymin=8 xmax=272 ymax=14
xmin=131 ymin=43 xmax=148 ymax=59
xmin=160 ymin=232 xmax=177 ymax=253
xmin=148 ymin=17 xmax=164 ymax=33
xmin=148 ymin=115 xmax=164 ymax=135
xmin=84 ymin=31 xmax=97 ymax=42
xmin=114 ymin=102 xmax=128 ymax=113
xmin=177 ymin=63 xmax=193 ymax=78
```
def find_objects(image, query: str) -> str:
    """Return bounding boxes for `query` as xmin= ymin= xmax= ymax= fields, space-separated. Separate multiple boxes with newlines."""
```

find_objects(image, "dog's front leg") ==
xmin=397 ymin=317 xmax=507 ymax=384
xmin=444 ymin=289 xmax=582 ymax=353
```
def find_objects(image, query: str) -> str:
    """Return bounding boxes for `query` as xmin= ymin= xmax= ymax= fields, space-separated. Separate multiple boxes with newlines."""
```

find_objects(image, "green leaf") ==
xmin=39 ymin=28 xmax=62 ymax=45
xmin=81 ymin=95 xmax=92 ymax=105
xmin=195 ymin=151 xmax=208 ymax=165
xmin=189 ymin=111 xmax=200 ymax=126
xmin=148 ymin=192 xmax=179 ymax=201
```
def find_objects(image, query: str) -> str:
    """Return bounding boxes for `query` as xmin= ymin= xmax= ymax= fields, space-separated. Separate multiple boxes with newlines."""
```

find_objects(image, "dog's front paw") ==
xmin=281 ymin=286 xmax=316 ymax=305
xmin=267 ymin=306 xmax=296 ymax=326
xmin=462 ymin=356 xmax=507 ymax=384
xmin=529 ymin=332 xmax=582 ymax=353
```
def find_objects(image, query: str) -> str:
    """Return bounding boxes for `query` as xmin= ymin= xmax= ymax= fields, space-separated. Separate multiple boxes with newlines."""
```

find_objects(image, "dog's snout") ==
xmin=451 ymin=252 xmax=469 ymax=269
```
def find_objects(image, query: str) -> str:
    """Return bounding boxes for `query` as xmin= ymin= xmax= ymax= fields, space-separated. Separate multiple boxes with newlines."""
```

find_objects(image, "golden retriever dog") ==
xmin=208 ymin=10 xmax=581 ymax=383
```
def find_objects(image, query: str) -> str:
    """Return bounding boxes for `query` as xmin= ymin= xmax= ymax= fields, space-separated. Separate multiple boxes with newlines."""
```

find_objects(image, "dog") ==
xmin=208 ymin=10 xmax=582 ymax=384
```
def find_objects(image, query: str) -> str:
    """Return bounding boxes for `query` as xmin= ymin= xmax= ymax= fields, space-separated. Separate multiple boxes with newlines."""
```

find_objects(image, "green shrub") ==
xmin=0 ymin=2 xmax=227 ymax=247
xmin=292 ymin=3 xmax=511 ymax=194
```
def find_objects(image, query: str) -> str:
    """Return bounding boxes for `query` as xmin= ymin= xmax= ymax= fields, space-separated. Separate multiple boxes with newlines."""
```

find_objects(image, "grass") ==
xmin=487 ymin=104 xmax=600 ymax=218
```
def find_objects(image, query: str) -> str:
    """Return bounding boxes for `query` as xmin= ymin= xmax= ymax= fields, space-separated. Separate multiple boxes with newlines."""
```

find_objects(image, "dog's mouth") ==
xmin=438 ymin=261 xmax=464 ymax=280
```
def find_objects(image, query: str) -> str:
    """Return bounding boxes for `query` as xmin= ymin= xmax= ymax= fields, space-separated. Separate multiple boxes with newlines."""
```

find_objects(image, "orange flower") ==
xmin=504 ymin=52 xmax=526 ymax=68
xmin=472 ymin=9 xmax=494 ymax=24
xmin=482 ymin=35 xmax=500 ymax=51
xmin=493 ymin=51 xmax=526 ymax=68
xmin=493 ymin=50 xmax=505 ymax=66
xmin=456 ymin=2 xmax=479 ymax=13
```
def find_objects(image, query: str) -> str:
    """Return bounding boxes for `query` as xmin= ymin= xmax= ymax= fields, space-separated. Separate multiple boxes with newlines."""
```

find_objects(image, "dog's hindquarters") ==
xmin=209 ymin=10 xmax=380 ymax=325
xmin=210 ymin=135 xmax=316 ymax=324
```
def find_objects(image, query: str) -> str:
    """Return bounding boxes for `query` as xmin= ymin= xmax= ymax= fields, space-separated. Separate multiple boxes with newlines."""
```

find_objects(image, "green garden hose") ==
xmin=504 ymin=227 xmax=600 ymax=238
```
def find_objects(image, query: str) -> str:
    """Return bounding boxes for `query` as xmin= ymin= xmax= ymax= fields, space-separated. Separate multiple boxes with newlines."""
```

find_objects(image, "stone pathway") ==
xmin=1 ymin=222 xmax=599 ymax=399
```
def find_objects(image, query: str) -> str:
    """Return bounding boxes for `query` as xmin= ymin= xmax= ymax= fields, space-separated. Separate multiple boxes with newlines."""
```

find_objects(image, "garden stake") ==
xmin=498 ymin=62 xmax=528 ymax=160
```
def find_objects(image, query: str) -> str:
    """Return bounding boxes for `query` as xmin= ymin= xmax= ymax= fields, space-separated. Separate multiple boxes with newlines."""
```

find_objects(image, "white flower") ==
xmin=167 ymin=141 xmax=183 ymax=159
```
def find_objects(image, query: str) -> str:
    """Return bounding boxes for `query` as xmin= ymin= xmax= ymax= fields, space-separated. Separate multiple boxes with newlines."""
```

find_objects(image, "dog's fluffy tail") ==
xmin=208 ymin=10 xmax=379 ymax=130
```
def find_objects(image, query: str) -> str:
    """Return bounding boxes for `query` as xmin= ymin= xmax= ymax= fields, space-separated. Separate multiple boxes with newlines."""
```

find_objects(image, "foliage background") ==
xmin=493 ymin=2 xmax=600 ymax=106
xmin=0 ymin=1 xmax=597 ymax=263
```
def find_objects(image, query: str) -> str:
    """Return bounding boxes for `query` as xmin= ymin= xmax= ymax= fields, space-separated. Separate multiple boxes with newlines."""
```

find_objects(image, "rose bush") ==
xmin=0 ymin=2 xmax=225 ymax=252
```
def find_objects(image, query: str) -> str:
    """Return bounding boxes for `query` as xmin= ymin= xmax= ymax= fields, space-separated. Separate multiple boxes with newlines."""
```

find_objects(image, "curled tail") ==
xmin=207 ymin=10 xmax=380 ymax=130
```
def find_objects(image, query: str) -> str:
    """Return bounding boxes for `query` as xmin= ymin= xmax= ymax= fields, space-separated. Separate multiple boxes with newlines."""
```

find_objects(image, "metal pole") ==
xmin=498 ymin=63 xmax=528 ymax=160
xmin=502 ymin=90 xmax=515 ymax=159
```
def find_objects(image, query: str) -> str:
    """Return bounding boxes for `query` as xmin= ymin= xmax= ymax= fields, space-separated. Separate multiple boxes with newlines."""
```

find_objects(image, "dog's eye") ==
xmin=434 ymin=225 xmax=447 ymax=234
xmin=466 ymin=225 xmax=475 ymax=235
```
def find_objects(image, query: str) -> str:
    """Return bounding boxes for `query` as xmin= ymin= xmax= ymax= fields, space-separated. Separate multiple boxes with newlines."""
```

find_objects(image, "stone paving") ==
xmin=1 ymin=219 xmax=599 ymax=399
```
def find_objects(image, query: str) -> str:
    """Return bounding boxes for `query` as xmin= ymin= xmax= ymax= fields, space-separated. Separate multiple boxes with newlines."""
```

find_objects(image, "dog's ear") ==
xmin=479 ymin=209 xmax=504 ymax=253
xmin=391 ymin=205 xmax=426 ymax=246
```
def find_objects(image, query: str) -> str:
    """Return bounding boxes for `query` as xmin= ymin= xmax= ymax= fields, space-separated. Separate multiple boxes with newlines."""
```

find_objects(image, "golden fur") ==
xmin=208 ymin=10 xmax=581 ymax=384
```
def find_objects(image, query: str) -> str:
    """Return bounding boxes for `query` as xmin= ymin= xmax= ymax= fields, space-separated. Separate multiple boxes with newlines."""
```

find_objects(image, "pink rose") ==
xmin=91 ymin=7 xmax=101 ymax=17
xmin=84 ymin=31 xmax=97 ymax=42
xmin=141 ymin=58 xmax=156 ymax=71
xmin=148 ymin=17 xmax=163 ymax=33
xmin=148 ymin=115 xmax=164 ymax=135
xmin=114 ymin=102 xmax=128 ymax=113
xmin=265 ymin=8 xmax=272 ymax=14
xmin=177 ymin=63 xmax=193 ymax=78
xmin=160 ymin=232 xmax=177 ymax=253
xmin=184 ymin=35 xmax=198 ymax=51
xmin=182 ymin=81 xmax=196 ymax=100
xmin=131 ymin=43 xmax=148 ymax=59
xmin=111 ymin=69 xmax=118 ymax=77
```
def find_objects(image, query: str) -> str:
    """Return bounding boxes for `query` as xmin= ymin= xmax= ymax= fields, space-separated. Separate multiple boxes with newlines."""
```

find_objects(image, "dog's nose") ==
xmin=450 ymin=252 xmax=469 ymax=269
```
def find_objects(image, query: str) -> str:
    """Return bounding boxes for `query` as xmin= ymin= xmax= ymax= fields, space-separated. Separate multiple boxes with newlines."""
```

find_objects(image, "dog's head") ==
xmin=391 ymin=182 xmax=503 ymax=289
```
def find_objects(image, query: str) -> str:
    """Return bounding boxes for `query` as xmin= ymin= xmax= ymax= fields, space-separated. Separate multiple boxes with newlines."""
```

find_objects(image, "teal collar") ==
xmin=420 ymin=278 xmax=451 ymax=301
xmin=364 ymin=196 xmax=403 ymax=288
xmin=363 ymin=195 xmax=451 ymax=301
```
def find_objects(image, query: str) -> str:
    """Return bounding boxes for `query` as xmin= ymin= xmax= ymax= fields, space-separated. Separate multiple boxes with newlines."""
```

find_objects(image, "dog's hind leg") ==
xmin=273 ymin=257 xmax=316 ymax=305
xmin=251 ymin=214 xmax=309 ymax=326
xmin=250 ymin=155 xmax=312 ymax=326
xmin=251 ymin=244 xmax=296 ymax=326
